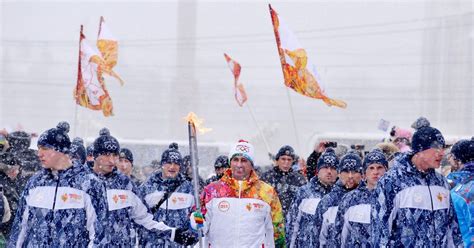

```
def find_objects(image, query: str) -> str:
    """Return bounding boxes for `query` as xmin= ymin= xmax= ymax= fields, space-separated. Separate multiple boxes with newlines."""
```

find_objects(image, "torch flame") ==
xmin=185 ymin=112 xmax=212 ymax=134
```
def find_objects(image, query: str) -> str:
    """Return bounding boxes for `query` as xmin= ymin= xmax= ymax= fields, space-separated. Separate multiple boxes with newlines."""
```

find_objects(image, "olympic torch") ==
xmin=185 ymin=112 xmax=211 ymax=248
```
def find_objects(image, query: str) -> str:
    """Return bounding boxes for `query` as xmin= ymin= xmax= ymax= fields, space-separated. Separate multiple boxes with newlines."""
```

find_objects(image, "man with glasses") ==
xmin=373 ymin=123 xmax=463 ymax=247
xmin=261 ymin=145 xmax=307 ymax=218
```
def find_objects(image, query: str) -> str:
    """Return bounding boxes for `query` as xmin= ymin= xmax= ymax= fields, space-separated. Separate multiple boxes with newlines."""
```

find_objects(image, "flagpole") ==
xmin=284 ymin=89 xmax=301 ymax=153
xmin=73 ymin=25 xmax=84 ymax=138
xmin=73 ymin=105 xmax=78 ymax=137
xmin=84 ymin=112 xmax=91 ymax=145
xmin=98 ymin=16 xmax=104 ymax=37
xmin=245 ymin=102 xmax=272 ymax=159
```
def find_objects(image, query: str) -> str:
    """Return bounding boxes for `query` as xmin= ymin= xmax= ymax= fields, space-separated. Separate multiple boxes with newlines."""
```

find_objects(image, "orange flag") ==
xmin=224 ymin=53 xmax=248 ymax=107
xmin=269 ymin=5 xmax=347 ymax=108
xmin=97 ymin=16 xmax=124 ymax=85
xmin=74 ymin=26 xmax=115 ymax=117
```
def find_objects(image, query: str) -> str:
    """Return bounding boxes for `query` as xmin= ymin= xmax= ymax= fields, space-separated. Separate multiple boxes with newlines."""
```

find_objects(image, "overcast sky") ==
xmin=1 ymin=0 xmax=472 ymax=164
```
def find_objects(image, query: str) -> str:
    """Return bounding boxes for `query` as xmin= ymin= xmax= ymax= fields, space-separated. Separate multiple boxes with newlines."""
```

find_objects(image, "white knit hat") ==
xmin=228 ymin=140 xmax=255 ymax=166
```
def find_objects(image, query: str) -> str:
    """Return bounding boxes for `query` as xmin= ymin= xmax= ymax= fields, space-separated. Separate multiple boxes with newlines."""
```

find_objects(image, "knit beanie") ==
xmin=160 ymin=143 xmax=182 ymax=166
xmin=214 ymin=155 xmax=230 ymax=168
xmin=451 ymin=137 xmax=474 ymax=164
xmin=275 ymin=145 xmax=296 ymax=160
xmin=411 ymin=123 xmax=445 ymax=153
xmin=0 ymin=152 xmax=19 ymax=168
xmin=338 ymin=151 xmax=363 ymax=173
xmin=317 ymin=148 xmax=339 ymax=170
xmin=7 ymin=131 xmax=31 ymax=151
xmin=37 ymin=122 xmax=71 ymax=154
xmin=119 ymin=148 xmax=134 ymax=165
xmin=228 ymin=140 xmax=255 ymax=166
xmin=363 ymin=149 xmax=388 ymax=170
xmin=86 ymin=144 xmax=94 ymax=157
xmin=92 ymin=128 xmax=120 ymax=159
xmin=411 ymin=117 xmax=431 ymax=130
xmin=70 ymin=137 xmax=86 ymax=165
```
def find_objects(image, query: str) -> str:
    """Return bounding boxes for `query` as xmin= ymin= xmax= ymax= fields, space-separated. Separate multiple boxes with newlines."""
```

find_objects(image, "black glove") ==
xmin=173 ymin=227 xmax=199 ymax=246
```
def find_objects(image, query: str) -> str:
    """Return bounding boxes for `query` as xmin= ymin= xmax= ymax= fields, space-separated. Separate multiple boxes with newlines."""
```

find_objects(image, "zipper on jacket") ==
xmin=51 ymin=173 xmax=61 ymax=210
xmin=165 ymin=194 xmax=169 ymax=218
xmin=237 ymin=181 xmax=243 ymax=248
xmin=426 ymin=180 xmax=436 ymax=241
xmin=48 ymin=172 xmax=60 ymax=245
xmin=427 ymin=185 xmax=434 ymax=211
xmin=103 ymin=180 xmax=111 ymax=221
xmin=238 ymin=181 xmax=243 ymax=199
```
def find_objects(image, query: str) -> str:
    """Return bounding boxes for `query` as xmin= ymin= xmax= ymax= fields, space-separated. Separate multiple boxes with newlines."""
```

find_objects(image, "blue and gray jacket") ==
xmin=8 ymin=162 xmax=108 ymax=247
xmin=313 ymin=180 xmax=351 ymax=248
xmin=286 ymin=177 xmax=332 ymax=248
xmin=261 ymin=166 xmax=307 ymax=218
xmin=97 ymin=169 xmax=174 ymax=247
xmin=138 ymin=173 xmax=195 ymax=248
xmin=447 ymin=163 xmax=474 ymax=189
xmin=450 ymin=161 xmax=474 ymax=247
xmin=0 ymin=193 xmax=4 ymax=223
xmin=0 ymin=171 xmax=19 ymax=239
xmin=334 ymin=181 xmax=376 ymax=247
xmin=373 ymin=153 xmax=463 ymax=247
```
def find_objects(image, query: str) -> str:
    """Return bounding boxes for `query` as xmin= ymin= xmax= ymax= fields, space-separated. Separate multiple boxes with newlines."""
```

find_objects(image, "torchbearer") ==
xmin=191 ymin=140 xmax=286 ymax=248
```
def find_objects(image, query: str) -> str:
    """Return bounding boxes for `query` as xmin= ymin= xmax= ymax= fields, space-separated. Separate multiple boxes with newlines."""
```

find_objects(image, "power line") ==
xmin=116 ymin=12 xmax=474 ymax=41
xmin=2 ymin=12 xmax=471 ymax=47
xmin=296 ymin=12 xmax=472 ymax=33
xmin=1 ymin=59 xmax=471 ymax=68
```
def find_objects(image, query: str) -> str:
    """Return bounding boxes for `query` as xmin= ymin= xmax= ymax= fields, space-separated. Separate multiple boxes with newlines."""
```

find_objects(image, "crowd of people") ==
xmin=0 ymin=116 xmax=472 ymax=247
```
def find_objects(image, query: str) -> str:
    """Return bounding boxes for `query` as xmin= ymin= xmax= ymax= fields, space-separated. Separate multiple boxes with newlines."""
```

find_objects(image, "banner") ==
xmin=269 ymin=5 xmax=347 ymax=108
xmin=97 ymin=16 xmax=124 ymax=85
xmin=74 ymin=26 xmax=115 ymax=117
xmin=224 ymin=53 xmax=248 ymax=107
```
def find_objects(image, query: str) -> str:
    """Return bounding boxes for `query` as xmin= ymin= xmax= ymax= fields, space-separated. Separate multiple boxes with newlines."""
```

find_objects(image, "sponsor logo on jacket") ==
xmin=107 ymin=189 xmax=132 ymax=210
xmin=246 ymin=202 xmax=265 ymax=212
xmin=61 ymin=193 xmax=83 ymax=203
xmin=112 ymin=194 xmax=128 ymax=204
xmin=171 ymin=195 xmax=187 ymax=204
xmin=27 ymin=186 xmax=86 ymax=210
xmin=218 ymin=200 xmax=230 ymax=212
xmin=436 ymin=192 xmax=447 ymax=203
